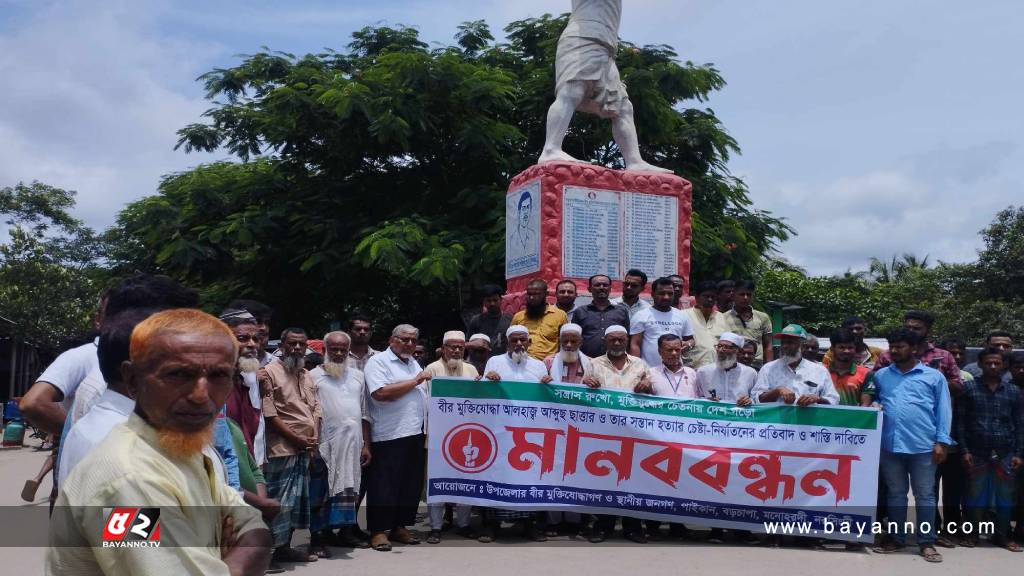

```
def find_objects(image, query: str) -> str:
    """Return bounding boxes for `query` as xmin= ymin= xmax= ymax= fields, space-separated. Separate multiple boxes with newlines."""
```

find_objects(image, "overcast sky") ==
xmin=1 ymin=0 xmax=1021 ymax=275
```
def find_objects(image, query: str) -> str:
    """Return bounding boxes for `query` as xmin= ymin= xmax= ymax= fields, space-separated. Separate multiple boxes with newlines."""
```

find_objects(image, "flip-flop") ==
xmin=871 ymin=542 xmax=906 ymax=554
xmin=919 ymin=546 xmax=943 ymax=563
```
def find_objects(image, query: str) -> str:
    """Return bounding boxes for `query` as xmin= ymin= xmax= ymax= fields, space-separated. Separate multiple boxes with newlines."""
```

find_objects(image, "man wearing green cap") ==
xmin=751 ymin=324 xmax=839 ymax=406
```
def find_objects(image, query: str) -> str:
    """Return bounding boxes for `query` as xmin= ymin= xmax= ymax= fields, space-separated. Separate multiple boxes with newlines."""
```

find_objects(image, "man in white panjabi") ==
xmin=542 ymin=323 xmax=591 ymax=385
xmin=539 ymin=0 xmax=670 ymax=173
xmin=480 ymin=325 xmax=548 ymax=542
xmin=422 ymin=331 xmax=479 ymax=544
xmin=307 ymin=331 xmax=371 ymax=557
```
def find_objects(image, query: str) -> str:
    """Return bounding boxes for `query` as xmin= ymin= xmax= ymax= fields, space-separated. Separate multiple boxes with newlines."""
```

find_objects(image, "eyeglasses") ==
xmin=394 ymin=336 xmax=417 ymax=345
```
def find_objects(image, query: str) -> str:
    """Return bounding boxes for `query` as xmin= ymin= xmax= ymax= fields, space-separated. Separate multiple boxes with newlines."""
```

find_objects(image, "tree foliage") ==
xmin=109 ymin=16 xmax=791 ymax=336
xmin=0 ymin=182 xmax=103 ymax=348
xmin=758 ymin=208 xmax=1024 ymax=343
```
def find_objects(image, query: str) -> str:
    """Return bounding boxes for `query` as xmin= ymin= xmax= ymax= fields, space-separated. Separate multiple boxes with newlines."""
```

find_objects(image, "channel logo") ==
xmin=101 ymin=507 xmax=161 ymax=548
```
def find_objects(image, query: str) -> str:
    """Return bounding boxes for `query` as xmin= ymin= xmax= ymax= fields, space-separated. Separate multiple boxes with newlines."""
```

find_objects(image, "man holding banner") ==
xmin=481 ymin=325 xmax=549 ymax=542
xmin=751 ymin=324 xmax=838 ymax=406
xmin=585 ymin=324 xmax=652 ymax=543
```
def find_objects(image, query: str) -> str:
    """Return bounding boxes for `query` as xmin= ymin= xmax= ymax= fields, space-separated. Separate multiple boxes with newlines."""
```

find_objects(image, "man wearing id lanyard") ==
xmin=649 ymin=334 xmax=699 ymax=398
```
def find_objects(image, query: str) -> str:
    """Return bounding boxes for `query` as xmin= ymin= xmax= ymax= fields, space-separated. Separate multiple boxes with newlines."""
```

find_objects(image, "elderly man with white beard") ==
xmin=751 ymin=324 xmax=839 ymax=406
xmin=422 ymin=331 xmax=479 ymax=544
xmin=305 ymin=331 xmax=372 ymax=557
xmin=259 ymin=327 xmax=322 ymax=567
xmin=695 ymin=332 xmax=761 ymax=545
xmin=543 ymin=323 xmax=591 ymax=384
xmin=696 ymin=332 xmax=759 ymax=406
xmin=222 ymin=309 xmax=267 ymax=465
xmin=583 ymin=324 xmax=652 ymax=544
xmin=480 ymin=325 xmax=549 ymax=543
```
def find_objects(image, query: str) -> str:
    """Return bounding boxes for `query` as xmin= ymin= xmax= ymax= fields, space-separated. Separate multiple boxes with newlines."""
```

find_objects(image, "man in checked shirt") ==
xmin=955 ymin=347 xmax=1024 ymax=552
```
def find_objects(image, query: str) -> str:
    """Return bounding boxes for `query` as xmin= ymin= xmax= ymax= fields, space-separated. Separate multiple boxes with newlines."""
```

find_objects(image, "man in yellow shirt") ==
xmin=511 ymin=279 xmax=568 ymax=360
xmin=47 ymin=309 xmax=271 ymax=575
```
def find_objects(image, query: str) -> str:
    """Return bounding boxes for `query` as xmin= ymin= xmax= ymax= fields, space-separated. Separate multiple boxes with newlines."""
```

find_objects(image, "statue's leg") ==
xmin=612 ymin=98 xmax=672 ymax=173
xmin=539 ymin=82 xmax=588 ymax=164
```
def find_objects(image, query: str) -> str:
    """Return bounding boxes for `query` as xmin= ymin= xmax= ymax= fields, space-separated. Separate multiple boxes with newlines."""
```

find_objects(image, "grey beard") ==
xmin=509 ymin=351 xmax=527 ymax=364
xmin=608 ymin=349 xmax=625 ymax=358
xmin=781 ymin=350 xmax=803 ymax=364
xmin=282 ymin=355 xmax=303 ymax=374
xmin=560 ymin=350 xmax=579 ymax=363
xmin=716 ymin=355 xmax=738 ymax=370
xmin=323 ymin=361 xmax=346 ymax=379
xmin=237 ymin=357 xmax=260 ymax=374
xmin=446 ymin=358 xmax=462 ymax=372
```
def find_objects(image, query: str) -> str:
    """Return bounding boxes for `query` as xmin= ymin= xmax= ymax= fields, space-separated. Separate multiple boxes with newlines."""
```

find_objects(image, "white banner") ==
xmin=427 ymin=378 xmax=882 ymax=542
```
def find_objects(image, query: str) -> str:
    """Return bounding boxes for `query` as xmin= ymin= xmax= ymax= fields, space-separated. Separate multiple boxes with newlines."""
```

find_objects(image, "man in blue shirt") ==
xmin=872 ymin=328 xmax=952 ymax=563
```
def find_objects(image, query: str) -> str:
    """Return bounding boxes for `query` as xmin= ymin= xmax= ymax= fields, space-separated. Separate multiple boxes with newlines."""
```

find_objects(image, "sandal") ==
xmin=390 ymin=527 xmax=421 ymax=545
xmin=993 ymin=537 xmax=1023 ymax=552
xmin=919 ymin=546 xmax=943 ymax=563
xmin=427 ymin=530 xmax=442 ymax=544
xmin=959 ymin=537 xmax=977 ymax=548
xmin=871 ymin=542 xmax=906 ymax=554
xmin=310 ymin=545 xmax=332 ymax=559
xmin=273 ymin=546 xmax=317 ymax=563
xmin=370 ymin=533 xmax=392 ymax=552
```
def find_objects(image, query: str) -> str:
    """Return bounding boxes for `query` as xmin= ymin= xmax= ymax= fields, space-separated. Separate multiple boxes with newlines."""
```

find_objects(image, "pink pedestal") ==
xmin=502 ymin=162 xmax=692 ymax=314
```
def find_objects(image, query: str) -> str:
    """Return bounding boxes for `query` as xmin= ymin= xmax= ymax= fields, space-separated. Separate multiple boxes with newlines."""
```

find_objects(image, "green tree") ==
xmin=0 ymin=182 xmax=103 ymax=348
xmin=112 ymin=17 xmax=791 ymax=336
xmin=976 ymin=205 xmax=1024 ymax=299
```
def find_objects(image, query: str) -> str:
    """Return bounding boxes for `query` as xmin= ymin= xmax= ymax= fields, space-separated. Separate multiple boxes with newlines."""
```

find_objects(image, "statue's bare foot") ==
xmin=539 ymin=148 xmax=586 ymax=165
xmin=625 ymin=160 xmax=674 ymax=174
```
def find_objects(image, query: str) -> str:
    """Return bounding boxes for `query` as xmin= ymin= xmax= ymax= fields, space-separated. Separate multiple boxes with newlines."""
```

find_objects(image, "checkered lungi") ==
xmin=264 ymin=453 xmax=311 ymax=547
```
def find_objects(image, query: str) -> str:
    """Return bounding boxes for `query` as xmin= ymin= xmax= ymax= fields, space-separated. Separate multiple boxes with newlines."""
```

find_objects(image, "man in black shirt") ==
xmin=571 ymin=274 xmax=630 ymax=359
xmin=466 ymin=284 xmax=511 ymax=355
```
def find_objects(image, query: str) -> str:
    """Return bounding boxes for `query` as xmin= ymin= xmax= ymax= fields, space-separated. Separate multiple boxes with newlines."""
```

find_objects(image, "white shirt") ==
xmin=611 ymin=296 xmax=651 ymax=318
xmin=57 ymin=389 xmax=134 ymax=486
xmin=649 ymin=363 xmax=700 ymax=398
xmin=695 ymin=363 xmax=758 ymax=403
xmin=751 ymin=358 xmax=839 ymax=405
xmin=364 ymin=348 xmax=425 ymax=442
xmin=484 ymin=354 xmax=548 ymax=382
xmin=311 ymin=366 xmax=368 ymax=494
xmin=37 ymin=339 xmax=99 ymax=409
xmin=67 ymin=367 xmax=106 ymax=428
xmin=629 ymin=306 xmax=695 ymax=368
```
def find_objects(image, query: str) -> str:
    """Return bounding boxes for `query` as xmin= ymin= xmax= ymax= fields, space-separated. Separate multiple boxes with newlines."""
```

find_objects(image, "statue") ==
xmin=539 ymin=0 xmax=671 ymax=173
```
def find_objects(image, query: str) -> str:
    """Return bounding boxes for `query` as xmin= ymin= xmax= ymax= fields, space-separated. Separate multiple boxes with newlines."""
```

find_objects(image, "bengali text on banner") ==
xmin=426 ymin=378 xmax=882 ymax=542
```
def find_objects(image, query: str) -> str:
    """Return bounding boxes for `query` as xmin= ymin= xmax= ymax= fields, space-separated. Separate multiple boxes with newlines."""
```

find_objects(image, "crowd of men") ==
xmin=15 ymin=270 xmax=1024 ymax=574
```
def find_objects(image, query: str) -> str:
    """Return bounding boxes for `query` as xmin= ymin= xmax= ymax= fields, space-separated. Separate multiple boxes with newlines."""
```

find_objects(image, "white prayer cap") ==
xmin=604 ymin=324 xmax=628 ymax=336
xmin=468 ymin=333 xmax=491 ymax=344
xmin=718 ymin=332 xmax=745 ymax=348
xmin=560 ymin=323 xmax=582 ymax=336
xmin=443 ymin=330 xmax=466 ymax=344
xmin=506 ymin=325 xmax=530 ymax=337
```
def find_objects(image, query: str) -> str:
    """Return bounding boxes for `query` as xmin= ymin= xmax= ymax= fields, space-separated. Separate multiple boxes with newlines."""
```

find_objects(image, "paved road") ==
xmin=1 ymin=444 xmax=1018 ymax=575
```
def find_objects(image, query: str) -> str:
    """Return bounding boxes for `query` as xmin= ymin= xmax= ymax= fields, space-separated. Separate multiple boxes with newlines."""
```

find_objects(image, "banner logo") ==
xmin=101 ymin=507 xmax=161 ymax=548
xmin=443 ymin=423 xmax=497 ymax=473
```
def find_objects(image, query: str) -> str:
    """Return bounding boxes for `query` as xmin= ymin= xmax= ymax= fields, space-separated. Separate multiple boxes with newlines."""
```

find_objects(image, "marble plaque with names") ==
xmin=622 ymin=192 xmax=678 ymax=281
xmin=562 ymin=186 xmax=621 ymax=279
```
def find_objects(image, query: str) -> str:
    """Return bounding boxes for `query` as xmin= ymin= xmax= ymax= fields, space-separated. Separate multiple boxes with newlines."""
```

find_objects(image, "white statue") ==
xmin=539 ymin=0 xmax=671 ymax=173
